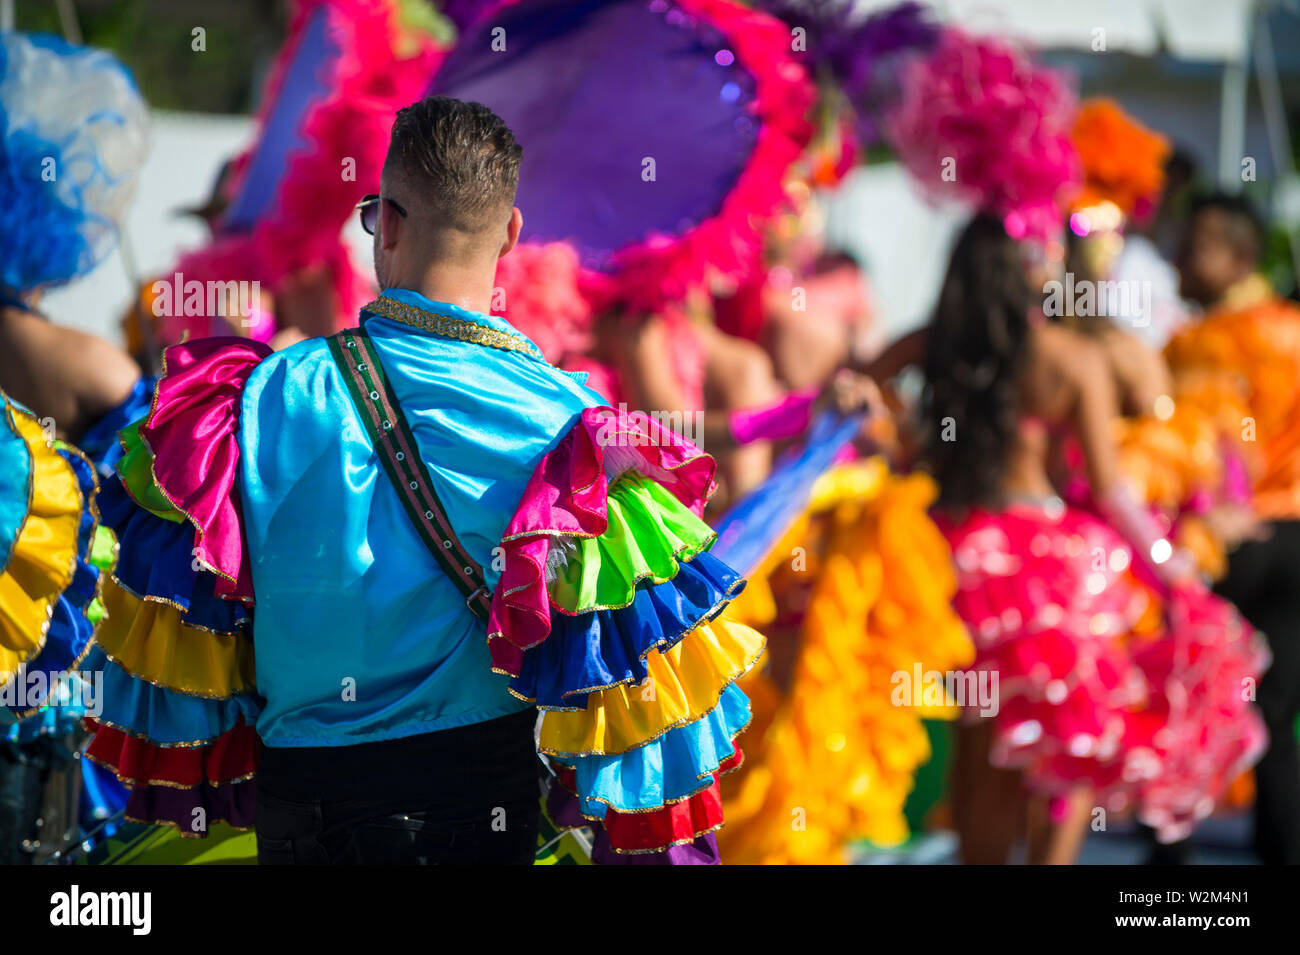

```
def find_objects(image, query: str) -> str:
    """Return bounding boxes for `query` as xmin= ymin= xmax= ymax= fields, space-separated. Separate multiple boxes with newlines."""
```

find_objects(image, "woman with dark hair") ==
xmin=863 ymin=213 xmax=1267 ymax=864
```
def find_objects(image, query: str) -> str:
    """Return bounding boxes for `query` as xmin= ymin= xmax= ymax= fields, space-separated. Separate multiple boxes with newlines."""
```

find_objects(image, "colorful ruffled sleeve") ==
xmin=488 ymin=406 xmax=765 ymax=863
xmin=81 ymin=339 xmax=269 ymax=836
xmin=1 ymin=392 xmax=106 ymax=730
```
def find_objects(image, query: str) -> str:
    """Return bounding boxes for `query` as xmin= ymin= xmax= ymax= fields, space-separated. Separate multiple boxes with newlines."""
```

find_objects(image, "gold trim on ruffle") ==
xmin=554 ymin=721 xmax=752 ymax=818
xmin=506 ymin=576 xmax=747 ymax=708
xmin=108 ymin=572 xmax=251 ymax=636
xmin=539 ymin=618 xmax=764 ymax=758
xmin=85 ymin=713 xmax=228 ymax=750
xmin=83 ymin=749 xmax=256 ymax=791
xmin=0 ymin=399 xmax=83 ymax=692
xmin=607 ymin=821 xmax=726 ymax=855
xmin=93 ymin=575 xmax=255 ymax=699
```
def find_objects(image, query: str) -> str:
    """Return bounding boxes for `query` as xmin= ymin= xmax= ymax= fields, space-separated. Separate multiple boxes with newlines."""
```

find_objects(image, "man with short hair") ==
xmin=84 ymin=96 xmax=761 ymax=865
xmin=1168 ymin=191 xmax=1300 ymax=865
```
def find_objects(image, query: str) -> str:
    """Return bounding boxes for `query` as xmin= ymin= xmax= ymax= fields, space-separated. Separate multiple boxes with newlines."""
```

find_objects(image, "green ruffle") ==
xmin=547 ymin=472 xmax=717 ymax=614
xmin=117 ymin=420 xmax=185 ymax=523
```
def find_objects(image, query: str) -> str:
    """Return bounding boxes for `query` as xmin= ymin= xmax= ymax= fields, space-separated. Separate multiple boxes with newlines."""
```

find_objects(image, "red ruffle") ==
xmin=84 ymin=717 xmax=260 ymax=789
xmin=142 ymin=338 xmax=272 ymax=603
xmin=487 ymin=405 xmax=717 ymax=676
xmin=555 ymin=757 xmax=736 ymax=854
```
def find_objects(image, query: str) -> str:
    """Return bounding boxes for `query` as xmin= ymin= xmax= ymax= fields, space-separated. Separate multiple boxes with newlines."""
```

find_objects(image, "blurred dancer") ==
xmin=867 ymin=215 xmax=1266 ymax=864
xmin=0 ymin=33 xmax=148 ymax=452
xmin=1168 ymin=192 xmax=1300 ymax=864
xmin=0 ymin=33 xmax=147 ymax=861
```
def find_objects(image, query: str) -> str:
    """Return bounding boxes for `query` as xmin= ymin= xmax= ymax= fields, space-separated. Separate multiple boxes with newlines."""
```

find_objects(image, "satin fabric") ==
xmin=545 ymin=771 xmax=725 ymax=859
xmin=85 ymin=646 xmax=261 ymax=746
xmin=0 ymin=398 xmax=82 ymax=681
xmin=238 ymin=289 xmax=606 ymax=746
xmin=124 ymin=777 xmax=255 ymax=833
xmin=95 ymin=576 xmax=256 ymax=698
xmin=549 ymin=474 xmax=717 ymax=612
xmin=488 ymin=403 xmax=717 ymax=671
xmin=560 ymin=680 xmax=751 ymax=816
xmin=98 ymin=476 xmax=251 ymax=635
xmin=539 ymin=617 xmax=764 ymax=757
xmin=0 ymin=394 xmax=32 ymax=570
xmin=144 ymin=338 xmax=273 ymax=601
xmin=85 ymin=717 xmax=258 ymax=788
xmin=511 ymin=550 xmax=744 ymax=707
xmin=115 ymin=420 xmax=188 ymax=523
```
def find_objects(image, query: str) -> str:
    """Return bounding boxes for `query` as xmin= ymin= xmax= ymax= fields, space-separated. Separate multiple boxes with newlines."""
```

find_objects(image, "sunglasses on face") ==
xmin=356 ymin=194 xmax=408 ymax=235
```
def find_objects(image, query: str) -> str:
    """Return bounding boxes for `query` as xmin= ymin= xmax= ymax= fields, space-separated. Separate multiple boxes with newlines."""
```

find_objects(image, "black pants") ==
xmin=1214 ymin=521 xmax=1300 ymax=865
xmin=254 ymin=709 xmax=540 ymax=865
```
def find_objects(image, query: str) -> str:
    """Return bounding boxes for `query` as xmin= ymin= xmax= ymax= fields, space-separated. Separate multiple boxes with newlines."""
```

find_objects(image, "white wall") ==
xmin=40 ymin=111 xmax=254 ymax=344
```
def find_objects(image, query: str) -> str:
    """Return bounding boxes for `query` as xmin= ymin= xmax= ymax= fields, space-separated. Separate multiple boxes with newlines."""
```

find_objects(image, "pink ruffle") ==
xmin=886 ymin=28 xmax=1081 ymax=245
xmin=1129 ymin=583 xmax=1268 ymax=841
xmin=162 ymin=0 xmax=442 ymax=344
xmin=142 ymin=339 xmax=272 ymax=603
xmin=487 ymin=405 xmax=717 ymax=675
xmin=938 ymin=502 xmax=1268 ymax=841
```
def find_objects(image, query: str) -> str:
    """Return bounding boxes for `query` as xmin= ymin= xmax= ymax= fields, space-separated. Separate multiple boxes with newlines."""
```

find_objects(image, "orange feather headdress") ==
xmin=1071 ymin=98 xmax=1171 ymax=221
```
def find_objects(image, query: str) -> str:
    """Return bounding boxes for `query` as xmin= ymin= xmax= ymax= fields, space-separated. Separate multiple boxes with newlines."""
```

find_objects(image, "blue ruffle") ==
xmin=98 ymin=476 xmax=251 ymax=635
xmin=78 ymin=376 xmax=156 ymax=478
xmin=82 ymin=646 xmax=261 ymax=745
xmin=511 ymin=550 xmax=744 ymax=709
xmin=564 ymin=681 xmax=751 ymax=817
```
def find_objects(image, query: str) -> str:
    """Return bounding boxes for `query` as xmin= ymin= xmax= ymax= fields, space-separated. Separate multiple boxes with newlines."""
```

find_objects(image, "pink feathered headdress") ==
xmin=886 ymin=27 xmax=1081 ymax=245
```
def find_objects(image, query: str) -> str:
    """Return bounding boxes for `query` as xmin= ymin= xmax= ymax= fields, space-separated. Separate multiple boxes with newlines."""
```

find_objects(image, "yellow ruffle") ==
xmin=95 ymin=575 xmax=255 ymax=698
xmin=537 ymin=616 xmax=765 ymax=757
xmin=0 ymin=404 xmax=82 ymax=684
xmin=717 ymin=460 xmax=973 ymax=864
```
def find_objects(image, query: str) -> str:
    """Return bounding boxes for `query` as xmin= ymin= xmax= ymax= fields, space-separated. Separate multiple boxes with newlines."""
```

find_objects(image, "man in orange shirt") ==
xmin=1169 ymin=192 xmax=1300 ymax=864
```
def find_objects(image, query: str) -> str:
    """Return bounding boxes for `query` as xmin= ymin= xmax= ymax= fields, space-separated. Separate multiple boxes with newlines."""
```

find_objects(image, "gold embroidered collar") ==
xmin=363 ymin=296 xmax=542 ymax=359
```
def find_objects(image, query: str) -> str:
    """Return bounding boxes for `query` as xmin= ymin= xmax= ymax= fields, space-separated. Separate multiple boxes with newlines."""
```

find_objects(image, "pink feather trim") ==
xmin=162 ymin=0 xmax=442 ymax=345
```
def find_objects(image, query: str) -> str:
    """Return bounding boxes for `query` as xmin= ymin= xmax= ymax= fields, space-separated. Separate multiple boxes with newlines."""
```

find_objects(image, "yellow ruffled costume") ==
xmin=0 ymin=398 xmax=85 ymax=682
xmin=716 ymin=459 xmax=972 ymax=864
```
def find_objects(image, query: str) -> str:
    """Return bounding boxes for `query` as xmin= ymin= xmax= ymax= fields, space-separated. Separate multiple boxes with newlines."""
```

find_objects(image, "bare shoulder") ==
xmin=34 ymin=321 xmax=141 ymax=421
xmin=1031 ymin=323 xmax=1110 ymax=385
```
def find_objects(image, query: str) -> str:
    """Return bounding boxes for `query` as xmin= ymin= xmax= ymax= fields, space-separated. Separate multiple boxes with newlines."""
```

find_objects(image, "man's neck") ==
xmin=388 ymin=263 xmax=496 ymax=316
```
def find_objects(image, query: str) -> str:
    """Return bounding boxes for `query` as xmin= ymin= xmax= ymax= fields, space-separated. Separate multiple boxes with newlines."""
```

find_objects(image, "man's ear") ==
xmin=379 ymin=197 xmax=402 ymax=251
xmin=499 ymin=207 xmax=522 ymax=257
